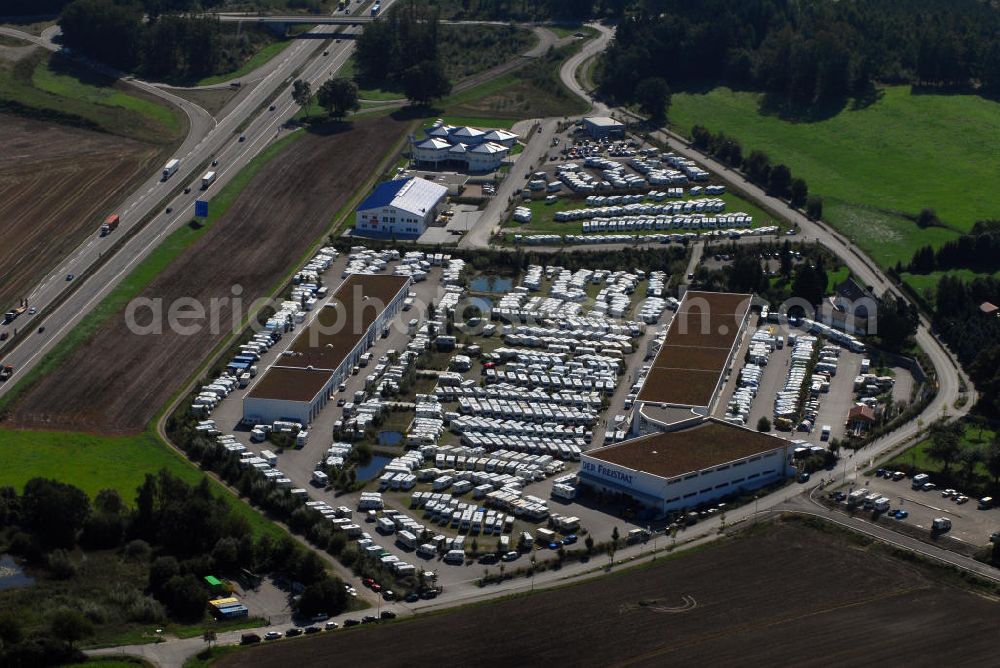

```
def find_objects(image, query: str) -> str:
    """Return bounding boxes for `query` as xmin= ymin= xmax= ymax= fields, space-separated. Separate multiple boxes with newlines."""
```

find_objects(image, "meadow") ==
xmin=668 ymin=86 xmax=1000 ymax=269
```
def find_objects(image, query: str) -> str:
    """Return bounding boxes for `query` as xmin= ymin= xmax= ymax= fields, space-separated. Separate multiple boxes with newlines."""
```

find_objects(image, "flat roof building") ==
xmin=243 ymin=273 xmax=410 ymax=425
xmin=583 ymin=116 xmax=625 ymax=138
xmin=580 ymin=418 xmax=794 ymax=516
xmin=354 ymin=177 xmax=448 ymax=239
xmin=634 ymin=291 xmax=752 ymax=433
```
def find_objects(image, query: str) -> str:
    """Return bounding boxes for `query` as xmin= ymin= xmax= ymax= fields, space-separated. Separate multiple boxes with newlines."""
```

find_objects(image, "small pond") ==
xmin=355 ymin=454 xmax=394 ymax=483
xmin=377 ymin=430 xmax=403 ymax=447
xmin=469 ymin=275 xmax=514 ymax=293
xmin=0 ymin=554 xmax=34 ymax=591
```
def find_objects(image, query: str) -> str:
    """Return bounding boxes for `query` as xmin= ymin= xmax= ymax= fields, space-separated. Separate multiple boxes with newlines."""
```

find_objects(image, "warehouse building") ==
xmin=582 ymin=116 xmax=625 ymax=138
xmin=579 ymin=418 xmax=795 ymax=515
xmin=411 ymin=122 xmax=518 ymax=173
xmin=633 ymin=291 xmax=752 ymax=435
xmin=243 ymin=273 xmax=410 ymax=425
xmin=354 ymin=177 xmax=448 ymax=238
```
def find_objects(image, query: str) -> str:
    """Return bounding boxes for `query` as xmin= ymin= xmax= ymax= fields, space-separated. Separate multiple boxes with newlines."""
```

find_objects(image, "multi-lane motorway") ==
xmin=0 ymin=2 xmax=395 ymax=394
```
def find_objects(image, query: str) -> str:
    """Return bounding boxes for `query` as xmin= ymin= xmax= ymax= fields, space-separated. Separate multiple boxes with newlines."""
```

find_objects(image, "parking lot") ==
xmin=842 ymin=472 xmax=1000 ymax=546
xmin=201 ymin=251 xmax=670 ymax=596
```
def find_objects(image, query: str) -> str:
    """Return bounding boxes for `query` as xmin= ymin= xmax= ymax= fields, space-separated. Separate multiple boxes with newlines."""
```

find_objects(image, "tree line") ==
xmin=427 ymin=0 xmax=629 ymax=21
xmin=58 ymin=0 xmax=262 ymax=81
xmin=0 ymin=470 xmax=348 ymax=666
xmin=690 ymin=125 xmax=822 ymax=219
xmin=905 ymin=220 xmax=1000 ymax=275
xmin=354 ymin=2 xmax=451 ymax=105
xmin=599 ymin=0 xmax=1000 ymax=108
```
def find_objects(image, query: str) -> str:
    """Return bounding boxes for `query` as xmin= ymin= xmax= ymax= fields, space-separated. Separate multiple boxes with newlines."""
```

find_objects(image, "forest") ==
xmin=57 ymin=0 xmax=271 ymax=81
xmin=598 ymin=0 xmax=1000 ymax=107
xmin=0 ymin=470 xmax=346 ymax=666
xmin=906 ymin=221 xmax=1000 ymax=275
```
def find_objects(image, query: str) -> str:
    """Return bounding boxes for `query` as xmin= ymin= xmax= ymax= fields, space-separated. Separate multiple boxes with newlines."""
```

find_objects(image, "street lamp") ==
xmin=753 ymin=495 xmax=759 ymax=523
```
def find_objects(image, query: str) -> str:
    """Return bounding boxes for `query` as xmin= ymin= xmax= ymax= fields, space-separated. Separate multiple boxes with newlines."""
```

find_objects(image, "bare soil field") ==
xmin=220 ymin=519 xmax=1000 ymax=668
xmin=0 ymin=114 xmax=160 ymax=309
xmin=8 ymin=117 xmax=411 ymax=433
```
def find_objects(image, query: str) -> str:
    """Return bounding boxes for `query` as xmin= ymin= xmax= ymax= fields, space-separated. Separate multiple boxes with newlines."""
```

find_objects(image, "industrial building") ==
xmin=582 ymin=116 xmax=625 ymax=138
xmin=354 ymin=177 xmax=448 ymax=238
xmin=411 ymin=122 xmax=518 ymax=173
xmin=243 ymin=273 xmax=410 ymax=425
xmin=633 ymin=291 xmax=752 ymax=434
xmin=579 ymin=418 xmax=795 ymax=515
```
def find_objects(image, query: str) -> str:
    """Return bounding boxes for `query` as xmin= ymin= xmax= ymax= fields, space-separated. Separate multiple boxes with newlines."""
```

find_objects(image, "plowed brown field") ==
xmin=0 ymin=114 xmax=160 ymax=309
xmin=219 ymin=520 xmax=1000 ymax=668
xmin=8 ymin=117 xmax=410 ymax=433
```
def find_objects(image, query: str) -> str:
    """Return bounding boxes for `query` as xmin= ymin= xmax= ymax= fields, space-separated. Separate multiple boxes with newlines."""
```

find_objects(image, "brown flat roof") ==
xmin=248 ymin=273 xmax=409 ymax=403
xmin=284 ymin=273 xmax=409 ymax=370
xmin=637 ymin=291 xmax=751 ymax=406
xmin=588 ymin=420 xmax=789 ymax=480
xmin=247 ymin=366 xmax=334 ymax=403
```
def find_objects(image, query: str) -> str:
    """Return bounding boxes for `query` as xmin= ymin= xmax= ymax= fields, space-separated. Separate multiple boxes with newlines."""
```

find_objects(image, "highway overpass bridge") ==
xmin=216 ymin=13 xmax=374 ymax=25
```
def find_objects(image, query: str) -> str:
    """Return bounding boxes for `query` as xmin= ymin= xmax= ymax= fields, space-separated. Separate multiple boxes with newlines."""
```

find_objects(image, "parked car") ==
xmin=502 ymin=551 xmax=520 ymax=561
xmin=361 ymin=615 xmax=378 ymax=624
xmin=380 ymin=610 xmax=396 ymax=619
xmin=303 ymin=626 xmax=320 ymax=634
xmin=382 ymin=590 xmax=395 ymax=601
xmin=343 ymin=619 xmax=360 ymax=627
xmin=404 ymin=593 xmax=419 ymax=603
xmin=324 ymin=621 xmax=339 ymax=631
xmin=264 ymin=631 xmax=282 ymax=640
xmin=285 ymin=628 xmax=303 ymax=637
xmin=478 ymin=553 xmax=498 ymax=564
xmin=241 ymin=633 xmax=261 ymax=644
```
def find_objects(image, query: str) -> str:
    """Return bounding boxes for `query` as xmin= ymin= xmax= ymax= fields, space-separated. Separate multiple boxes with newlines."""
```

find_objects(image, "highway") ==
xmin=0 ymin=1 xmax=396 ymax=395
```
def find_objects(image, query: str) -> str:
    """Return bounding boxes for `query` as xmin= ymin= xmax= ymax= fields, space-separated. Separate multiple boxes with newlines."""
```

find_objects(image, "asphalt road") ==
xmin=0 ymin=0 xmax=396 ymax=395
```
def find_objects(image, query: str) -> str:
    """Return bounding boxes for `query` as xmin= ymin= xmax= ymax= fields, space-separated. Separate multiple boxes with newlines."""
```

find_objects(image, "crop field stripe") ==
xmin=0 ymin=132 xmax=302 ymax=416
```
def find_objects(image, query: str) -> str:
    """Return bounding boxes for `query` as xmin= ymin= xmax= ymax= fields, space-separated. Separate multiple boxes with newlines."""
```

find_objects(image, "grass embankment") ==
xmin=0 ymin=49 xmax=184 ymax=143
xmin=668 ymin=85 xmax=1000 ymax=270
xmin=195 ymin=38 xmax=295 ymax=87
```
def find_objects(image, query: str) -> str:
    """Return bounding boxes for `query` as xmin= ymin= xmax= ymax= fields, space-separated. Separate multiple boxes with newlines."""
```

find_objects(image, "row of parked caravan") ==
xmin=774 ymin=334 xmax=817 ymax=426
xmin=580 ymin=213 xmax=753 ymax=233
xmin=797 ymin=342 xmax=844 ymax=435
xmin=554 ymin=198 xmax=727 ymax=223
xmin=513 ymin=226 xmax=779 ymax=246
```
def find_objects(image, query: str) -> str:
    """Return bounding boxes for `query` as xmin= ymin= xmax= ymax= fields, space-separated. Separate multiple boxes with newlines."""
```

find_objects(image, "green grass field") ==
xmin=668 ymin=85 xmax=1000 ymax=269
xmin=0 ymin=428 xmax=284 ymax=541
xmin=886 ymin=422 xmax=997 ymax=485
xmin=195 ymin=39 xmax=294 ymax=87
xmin=902 ymin=269 xmax=1000 ymax=304
xmin=0 ymin=49 xmax=184 ymax=143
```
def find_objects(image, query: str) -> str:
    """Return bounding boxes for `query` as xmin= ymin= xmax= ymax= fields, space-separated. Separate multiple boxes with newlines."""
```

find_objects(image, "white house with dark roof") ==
xmin=411 ymin=121 xmax=518 ymax=173
xmin=354 ymin=176 xmax=448 ymax=238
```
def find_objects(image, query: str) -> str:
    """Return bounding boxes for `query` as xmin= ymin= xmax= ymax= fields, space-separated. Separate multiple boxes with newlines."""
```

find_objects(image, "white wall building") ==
xmin=411 ymin=122 xmax=518 ymax=173
xmin=243 ymin=274 xmax=411 ymax=425
xmin=583 ymin=116 xmax=625 ymax=138
xmin=354 ymin=177 xmax=448 ymax=239
xmin=580 ymin=419 xmax=795 ymax=516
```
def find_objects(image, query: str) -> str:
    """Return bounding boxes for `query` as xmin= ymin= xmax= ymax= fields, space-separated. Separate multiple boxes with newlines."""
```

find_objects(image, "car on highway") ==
xmin=269 ymin=104 xmax=276 ymax=111
xmin=239 ymin=134 xmax=246 ymax=142
xmin=165 ymin=207 xmax=172 ymax=214
xmin=0 ymin=332 xmax=7 ymax=341
xmin=211 ymin=159 xmax=219 ymax=166
xmin=264 ymin=631 xmax=282 ymax=640
xmin=323 ymin=50 xmax=329 ymax=56
xmin=66 ymin=274 xmax=74 ymax=281
xmin=27 ymin=307 xmax=36 ymax=315
xmin=37 ymin=326 xmax=45 ymax=334
xmin=184 ymin=186 xmax=191 ymax=194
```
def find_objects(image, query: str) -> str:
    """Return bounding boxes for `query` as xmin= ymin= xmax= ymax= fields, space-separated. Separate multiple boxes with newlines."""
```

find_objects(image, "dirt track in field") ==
xmin=0 ymin=114 xmax=159 ymax=310
xmin=220 ymin=521 xmax=1000 ymax=668
xmin=7 ymin=117 xmax=410 ymax=433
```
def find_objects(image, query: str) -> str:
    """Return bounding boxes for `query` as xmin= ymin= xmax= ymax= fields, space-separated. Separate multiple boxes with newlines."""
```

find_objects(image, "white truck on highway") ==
xmin=162 ymin=158 xmax=180 ymax=181
xmin=201 ymin=171 xmax=217 ymax=190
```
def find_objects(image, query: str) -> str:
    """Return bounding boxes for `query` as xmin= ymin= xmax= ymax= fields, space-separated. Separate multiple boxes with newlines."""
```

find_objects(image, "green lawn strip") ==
xmin=667 ymin=85 xmax=1000 ymax=264
xmin=195 ymin=39 xmax=295 ymax=87
xmin=886 ymin=422 xmax=997 ymax=481
xmin=32 ymin=57 xmax=181 ymax=136
xmin=826 ymin=266 xmax=851 ymax=293
xmin=0 ymin=50 xmax=182 ymax=143
xmin=0 ymin=132 xmax=301 ymax=416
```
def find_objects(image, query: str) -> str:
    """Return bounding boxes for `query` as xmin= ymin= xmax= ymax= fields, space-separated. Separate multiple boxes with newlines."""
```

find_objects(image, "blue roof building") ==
xmin=355 ymin=176 xmax=448 ymax=239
